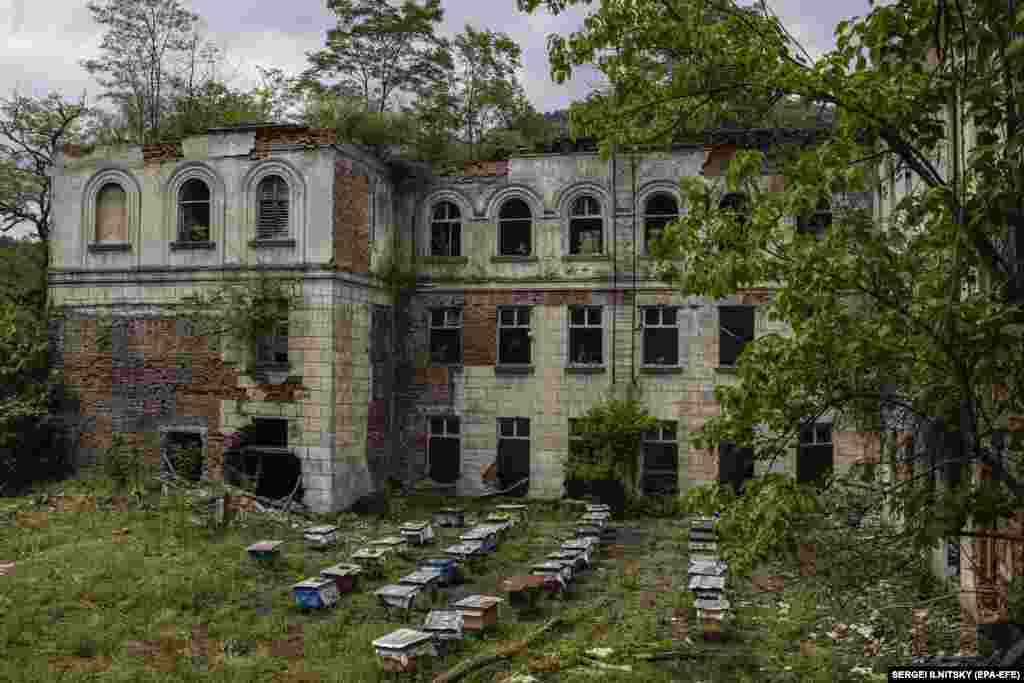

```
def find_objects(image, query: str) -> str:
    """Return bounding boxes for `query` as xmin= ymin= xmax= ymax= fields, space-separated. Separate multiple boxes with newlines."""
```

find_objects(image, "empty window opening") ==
xmin=568 ymin=305 xmax=603 ymax=365
xmin=228 ymin=418 xmax=301 ymax=499
xmin=428 ymin=416 xmax=460 ymax=484
xmin=430 ymin=308 xmax=462 ymax=364
xmin=498 ymin=198 xmax=532 ymax=256
xmin=497 ymin=417 xmax=530 ymax=496
xmin=256 ymin=321 xmax=289 ymax=366
xmin=719 ymin=192 xmax=750 ymax=225
xmin=797 ymin=197 xmax=832 ymax=238
xmin=164 ymin=430 xmax=204 ymax=482
xmin=642 ymin=421 xmax=678 ymax=495
xmin=431 ymin=201 xmax=461 ymax=257
xmin=642 ymin=306 xmax=679 ymax=366
xmin=498 ymin=306 xmax=531 ymax=365
xmin=569 ymin=195 xmax=603 ymax=254
xmin=643 ymin=194 xmax=678 ymax=253
xmin=179 ymin=178 xmax=211 ymax=241
xmin=719 ymin=306 xmax=754 ymax=366
xmin=257 ymin=175 xmax=289 ymax=239
xmin=95 ymin=183 xmax=127 ymax=243
xmin=797 ymin=422 xmax=833 ymax=486
xmin=718 ymin=440 xmax=755 ymax=494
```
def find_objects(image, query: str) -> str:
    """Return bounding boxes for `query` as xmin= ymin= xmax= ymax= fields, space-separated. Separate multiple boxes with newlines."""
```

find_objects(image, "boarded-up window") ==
xmin=718 ymin=440 xmax=755 ymax=494
xmin=257 ymin=175 xmax=289 ymax=239
xmin=95 ymin=183 xmax=127 ymax=242
xmin=429 ymin=416 xmax=460 ymax=483
xmin=643 ymin=193 xmax=678 ymax=253
xmin=642 ymin=306 xmax=679 ymax=365
xmin=178 ymin=178 xmax=211 ymax=241
xmin=497 ymin=417 xmax=530 ymax=496
xmin=430 ymin=308 xmax=462 ymax=364
xmin=498 ymin=306 xmax=531 ymax=365
xmin=797 ymin=423 xmax=833 ymax=486
xmin=719 ymin=306 xmax=754 ymax=366
xmin=569 ymin=195 xmax=602 ymax=254
xmin=642 ymin=421 xmax=678 ymax=495
xmin=430 ymin=201 xmax=461 ymax=257
xmin=499 ymin=198 xmax=532 ymax=256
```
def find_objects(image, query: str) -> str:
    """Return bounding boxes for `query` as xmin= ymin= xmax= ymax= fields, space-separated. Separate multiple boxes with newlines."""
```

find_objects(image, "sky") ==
xmin=0 ymin=0 xmax=873 ymax=114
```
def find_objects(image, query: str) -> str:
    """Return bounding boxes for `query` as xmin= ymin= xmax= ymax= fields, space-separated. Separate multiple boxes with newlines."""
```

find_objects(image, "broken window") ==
xmin=228 ymin=418 xmax=301 ymax=499
xmin=719 ymin=192 xmax=750 ymax=225
xmin=718 ymin=306 xmax=754 ymax=366
xmin=642 ymin=421 xmax=678 ymax=495
xmin=643 ymin=193 xmax=678 ymax=253
xmin=569 ymin=195 xmax=603 ymax=254
xmin=718 ymin=440 xmax=755 ymax=494
xmin=797 ymin=422 xmax=833 ymax=486
xmin=256 ymin=175 xmax=289 ymax=239
xmin=498 ymin=306 xmax=531 ymax=365
xmin=430 ymin=308 xmax=462 ymax=364
xmin=428 ymin=416 xmax=460 ymax=484
xmin=95 ymin=182 xmax=127 ymax=243
xmin=164 ymin=430 xmax=204 ymax=482
xmin=498 ymin=198 xmax=532 ymax=256
xmin=497 ymin=417 xmax=530 ymax=496
xmin=796 ymin=196 xmax=832 ymax=239
xmin=430 ymin=201 xmax=461 ymax=257
xmin=568 ymin=305 xmax=603 ymax=365
xmin=642 ymin=306 xmax=679 ymax=366
xmin=178 ymin=178 xmax=211 ymax=241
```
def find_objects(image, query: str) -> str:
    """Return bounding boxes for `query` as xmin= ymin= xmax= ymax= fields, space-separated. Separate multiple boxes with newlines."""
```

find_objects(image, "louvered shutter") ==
xmin=257 ymin=176 xmax=289 ymax=239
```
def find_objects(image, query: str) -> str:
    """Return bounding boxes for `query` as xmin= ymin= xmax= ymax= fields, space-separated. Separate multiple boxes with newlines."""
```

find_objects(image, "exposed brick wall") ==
xmin=333 ymin=161 xmax=371 ymax=275
xmin=834 ymin=430 xmax=881 ymax=467
xmin=702 ymin=145 xmax=738 ymax=177
xmin=142 ymin=143 xmax=184 ymax=165
xmin=252 ymin=127 xmax=335 ymax=160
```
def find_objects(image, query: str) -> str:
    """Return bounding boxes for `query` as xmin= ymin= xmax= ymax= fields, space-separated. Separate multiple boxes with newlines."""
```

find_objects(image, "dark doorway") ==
xmin=497 ymin=417 xmax=530 ymax=496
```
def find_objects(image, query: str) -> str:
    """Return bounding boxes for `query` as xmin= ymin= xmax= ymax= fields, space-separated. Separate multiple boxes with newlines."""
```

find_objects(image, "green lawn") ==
xmin=0 ymin=474 xmax=958 ymax=682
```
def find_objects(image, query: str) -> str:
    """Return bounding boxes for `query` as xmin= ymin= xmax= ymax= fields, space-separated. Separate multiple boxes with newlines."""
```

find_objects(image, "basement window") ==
xmin=497 ymin=306 xmax=531 ymax=365
xmin=430 ymin=201 xmax=461 ymax=257
xmin=797 ymin=422 xmax=833 ymax=486
xmin=643 ymin=193 xmax=678 ymax=254
xmin=718 ymin=306 xmax=754 ymax=367
xmin=230 ymin=418 xmax=302 ymax=500
xmin=497 ymin=417 xmax=530 ymax=496
xmin=428 ymin=416 xmax=461 ymax=484
xmin=568 ymin=195 xmax=603 ymax=255
xmin=642 ymin=306 xmax=679 ymax=366
xmin=256 ymin=175 xmax=289 ymax=239
xmin=642 ymin=421 xmax=678 ymax=495
xmin=163 ymin=430 xmax=204 ymax=482
xmin=718 ymin=440 xmax=754 ymax=494
xmin=797 ymin=197 xmax=832 ymax=239
xmin=498 ymin=198 xmax=532 ymax=256
xmin=178 ymin=178 xmax=211 ymax=242
xmin=568 ymin=305 xmax=603 ymax=366
xmin=430 ymin=308 xmax=462 ymax=365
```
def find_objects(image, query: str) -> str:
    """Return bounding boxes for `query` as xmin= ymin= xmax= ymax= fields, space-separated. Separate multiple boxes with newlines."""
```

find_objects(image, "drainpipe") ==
xmin=631 ymin=152 xmax=638 ymax=386
xmin=610 ymin=149 xmax=617 ymax=388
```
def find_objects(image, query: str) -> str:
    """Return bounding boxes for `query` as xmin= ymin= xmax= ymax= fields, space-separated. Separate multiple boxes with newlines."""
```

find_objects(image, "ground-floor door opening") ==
xmin=497 ymin=417 xmax=530 ymax=497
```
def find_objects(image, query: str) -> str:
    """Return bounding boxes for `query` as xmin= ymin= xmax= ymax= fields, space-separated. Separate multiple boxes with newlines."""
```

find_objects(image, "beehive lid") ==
xmin=423 ymin=610 xmax=463 ymax=632
xmin=562 ymin=539 xmax=596 ymax=551
xmin=321 ymin=563 xmax=362 ymax=578
xmin=495 ymin=504 xmax=528 ymax=510
xmin=690 ymin=517 xmax=716 ymax=529
xmin=532 ymin=561 xmax=570 ymax=572
xmin=694 ymin=598 xmax=731 ymax=611
xmin=586 ymin=504 xmax=611 ymax=511
xmin=688 ymin=559 xmax=728 ymax=576
xmin=689 ymin=575 xmax=726 ymax=591
xmin=376 ymin=584 xmax=420 ymax=599
xmin=400 ymin=569 xmax=443 ymax=586
xmin=453 ymin=595 xmax=504 ymax=610
xmin=582 ymin=511 xmax=611 ymax=519
xmin=460 ymin=527 xmax=495 ymax=541
xmin=293 ymin=577 xmax=335 ymax=591
xmin=247 ymin=540 xmax=284 ymax=553
xmin=420 ymin=558 xmax=456 ymax=568
xmin=370 ymin=536 xmax=406 ymax=547
xmin=438 ymin=507 xmax=465 ymax=514
xmin=445 ymin=541 xmax=483 ymax=554
xmin=485 ymin=513 xmax=513 ymax=523
xmin=372 ymin=628 xmax=433 ymax=650
xmin=547 ymin=550 xmax=582 ymax=561
xmin=304 ymin=525 xmax=338 ymax=535
xmin=400 ymin=521 xmax=431 ymax=531
xmin=352 ymin=547 xmax=389 ymax=560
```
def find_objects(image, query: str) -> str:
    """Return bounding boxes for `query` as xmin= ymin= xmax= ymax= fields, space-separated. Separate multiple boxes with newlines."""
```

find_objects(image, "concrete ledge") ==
xmin=490 ymin=255 xmax=539 ymax=263
xmin=170 ymin=240 xmax=216 ymax=251
xmin=249 ymin=238 xmax=297 ymax=249
xmin=87 ymin=242 xmax=131 ymax=254
xmin=565 ymin=365 xmax=606 ymax=374
xmin=562 ymin=254 xmax=609 ymax=262
xmin=420 ymin=256 xmax=469 ymax=265
xmin=494 ymin=364 xmax=534 ymax=375
xmin=640 ymin=366 xmax=683 ymax=374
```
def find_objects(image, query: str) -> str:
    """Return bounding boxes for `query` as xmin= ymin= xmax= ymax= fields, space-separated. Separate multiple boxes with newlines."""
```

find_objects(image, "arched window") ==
xmin=256 ymin=175 xmax=289 ymax=239
xmin=498 ymin=198 xmax=532 ymax=256
xmin=430 ymin=201 xmax=461 ymax=257
xmin=643 ymin=194 xmax=678 ymax=253
xmin=797 ymin=196 xmax=832 ymax=239
xmin=569 ymin=195 xmax=603 ymax=255
xmin=178 ymin=178 xmax=211 ymax=242
xmin=95 ymin=183 xmax=127 ymax=243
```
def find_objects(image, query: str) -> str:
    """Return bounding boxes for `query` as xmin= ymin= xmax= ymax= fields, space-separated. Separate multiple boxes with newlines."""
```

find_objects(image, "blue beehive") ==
xmin=292 ymin=577 xmax=340 ymax=610
xmin=419 ymin=558 xmax=458 ymax=586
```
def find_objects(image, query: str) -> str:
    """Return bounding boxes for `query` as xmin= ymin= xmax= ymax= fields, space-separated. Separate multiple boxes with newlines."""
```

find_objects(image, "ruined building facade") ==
xmin=48 ymin=124 xmax=878 ymax=512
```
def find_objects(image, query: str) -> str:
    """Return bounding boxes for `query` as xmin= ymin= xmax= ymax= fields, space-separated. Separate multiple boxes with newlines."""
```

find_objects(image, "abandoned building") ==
xmin=47 ymin=123 xmax=880 ymax=513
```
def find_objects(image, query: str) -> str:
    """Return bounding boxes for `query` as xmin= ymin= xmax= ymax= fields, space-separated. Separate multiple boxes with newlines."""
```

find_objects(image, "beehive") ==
xmin=319 ymin=563 xmax=361 ymax=594
xmin=452 ymin=595 xmax=503 ymax=631
xmin=501 ymin=574 xmax=549 ymax=605
xmin=444 ymin=541 xmax=485 ymax=562
xmin=375 ymin=584 xmax=420 ymax=613
xmin=547 ymin=549 xmax=589 ymax=572
xmin=531 ymin=560 xmax=573 ymax=588
xmin=419 ymin=558 xmax=458 ymax=586
xmin=422 ymin=609 xmax=464 ymax=642
xmin=494 ymin=503 xmax=529 ymax=525
xmin=372 ymin=629 xmax=436 ymax=672
xmin=399 ymin=568 xmax=444 ymax=595
xmin=458 ymin=527 xmax=498 ymax=553
xmin=483 ymin=513 xmax=515 ymax=534
xmin=303 ymin=525 xmax=338 ymax=549
xmin=370 ymin=536 xmax=407 ymax=551
xmin=292 ymin=577 xmax=340 ymax=610
xmin=399 ymin=521 xmax=435 ymax=545
xmin=246 ymin=540 xmax=283 ymax=562
xmin=432 ymin=507 xmax=465 ymax=528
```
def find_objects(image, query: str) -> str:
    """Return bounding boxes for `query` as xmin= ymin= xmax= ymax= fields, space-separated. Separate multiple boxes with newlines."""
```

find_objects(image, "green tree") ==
xmin=520 ymin=0 xmax=1024 ymax=581
xmin=303 ymin=0 xmax=449 ymax=114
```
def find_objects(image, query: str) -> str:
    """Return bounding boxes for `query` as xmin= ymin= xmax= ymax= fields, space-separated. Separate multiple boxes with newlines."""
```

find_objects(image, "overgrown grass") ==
xmin=0 ymin=474 xmax=954 ymax=682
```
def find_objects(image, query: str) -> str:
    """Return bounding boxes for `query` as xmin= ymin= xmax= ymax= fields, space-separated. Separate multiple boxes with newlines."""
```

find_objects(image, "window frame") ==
xmin=82 ymin=168 xmax=141 ymax=257
xmin=429 ymin=307 xmax=463 ymax=365
xmin=797 ymin=421 xmax=834 ymax=486
xmin=718 ymin=305 xmax=755 ymax=367
xmin=497 ymin=305 xmax=532 ymax=366
xmin=430 ymin=201 xmax=462 ymax=258
xmin=243 ymin=160 xmax=304 ymax=250
xmin=428 ymin=415 xmax=461 ymax=484
xmin=641 ymin=420 xmax=679 ymax=495
xmin=177 ymin=177 xmax=212 ymax=242
xmin=641 ymin=305 xmax=681 ymax=367
xmin=94 ymin=182 xmax=129 ymax=244
xmin=567 ymin=305 xmax=604 ymax=367
xmin=567 ymin=194 xmax=604 ymax=255
xmin=497 ymin=198 xmax=533 ymax=257
xmin=496 ymin=417 xmax=531 ymax=495
xmin=642 ymin=193 xmax=679 ymax=255
xmin=256 ymin=174 xmax=290 ymax=240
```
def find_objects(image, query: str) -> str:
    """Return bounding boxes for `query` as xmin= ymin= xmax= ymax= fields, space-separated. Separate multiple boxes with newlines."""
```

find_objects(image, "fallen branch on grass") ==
xmin=431 ymin=615 xmax=563 ymax=683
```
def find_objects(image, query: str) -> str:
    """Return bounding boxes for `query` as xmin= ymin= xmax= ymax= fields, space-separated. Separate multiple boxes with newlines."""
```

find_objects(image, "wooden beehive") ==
xmin=400 ymin=521 xmax=435 ymax=546
xmin=458 ymin=527 xmax=497 ymax=553
xmin=303 ymin=525 xmax=339 ymax=549
xmin=292 ymin=577 xmax=340 ymax=610
xmin=246 ymin=540 xmax=283 ymax=562
xmin=399 ymin=569 xmax=444 ymax=596
xmin=501 ymin=575 xmax=549 ymax=605
xmin=453 ymin=595 xmax=503 ymax=631
xmin=372 ymin=628 xmax=436 ymax=672
xmin=419 ymin=558 xmax=458 ymax=586
xmin=444 ymin=541 xmax=485 ymax=562
xmin=375 ymin=584 xmax=420 ymax=613
xmin=422 ymin=609 xmax=464 ymax=642
xmin=319 ymin=563 xmax=362 ymax=594
xmin=432 ymin=507 xmax=465 ymax=528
